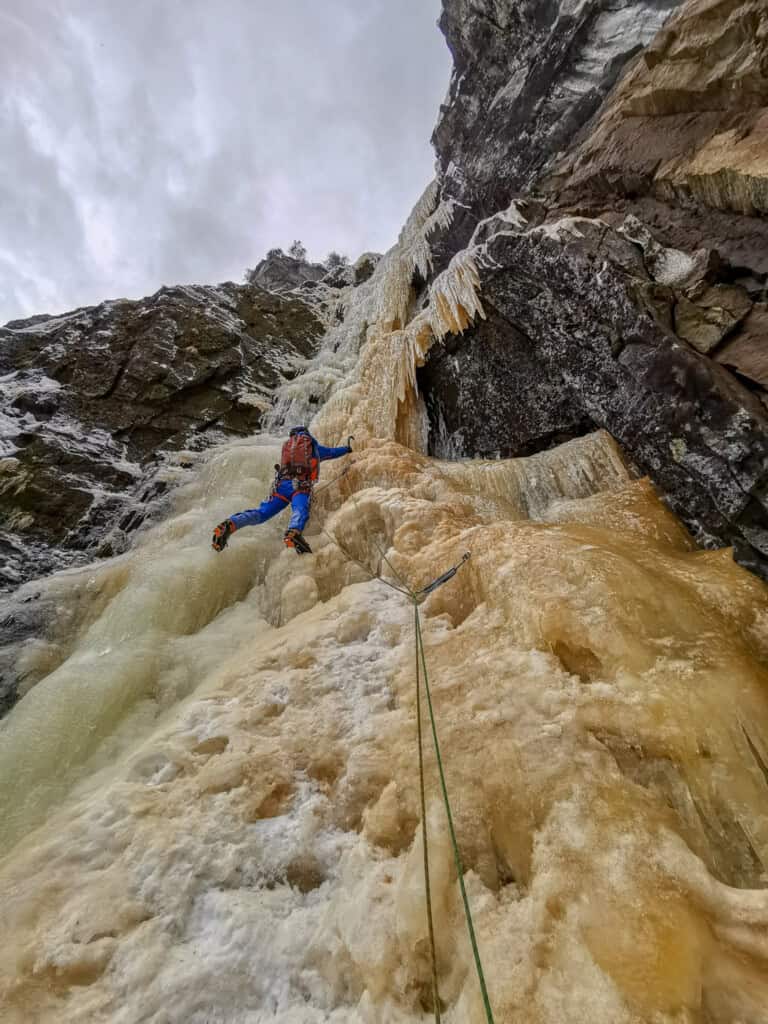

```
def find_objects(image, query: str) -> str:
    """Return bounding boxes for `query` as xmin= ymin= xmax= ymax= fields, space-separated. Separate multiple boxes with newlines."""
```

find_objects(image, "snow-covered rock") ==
xmin=0 ymin=281 xmax=323 ymax=588
xmin=246 ymin=251 xmax=327 ymax=293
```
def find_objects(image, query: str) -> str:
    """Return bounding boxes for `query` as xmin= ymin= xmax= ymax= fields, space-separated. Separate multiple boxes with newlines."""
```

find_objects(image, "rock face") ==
xmin=554 ymin=0 xmax=768 ymax=218
xmin=246 ymin=252 xmax=327 ymax=294
xmin=1 ymin=281 xmax=323 ymax=588
xmin=421 ymin=0 xmax=768 ymax=577
xmin=421 ymin=216 xmax=768 ymax=572
xmin=432 ymin=0 xmax=681 ymax=230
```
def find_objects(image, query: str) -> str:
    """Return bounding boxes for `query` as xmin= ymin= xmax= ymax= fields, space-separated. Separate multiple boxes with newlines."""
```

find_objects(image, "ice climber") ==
xmin=211 ymin=427 xmax=352 ymax=556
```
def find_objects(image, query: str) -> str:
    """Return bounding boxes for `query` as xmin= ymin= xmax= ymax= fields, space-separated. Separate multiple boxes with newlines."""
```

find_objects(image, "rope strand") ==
xmin=319 ymin=526 xmax=412 ymax=599
xmin=415 ymin=601 xmax=442 ymax=1022
xmin=320 ymin=502 xmax=493 ymax=1022
xmin=415 ymin=606 xmax=496 ymax=1024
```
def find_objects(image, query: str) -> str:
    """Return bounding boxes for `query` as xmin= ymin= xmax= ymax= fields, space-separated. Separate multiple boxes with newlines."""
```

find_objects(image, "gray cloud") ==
xmin=0 ymin=0 xmax=450 ymax=322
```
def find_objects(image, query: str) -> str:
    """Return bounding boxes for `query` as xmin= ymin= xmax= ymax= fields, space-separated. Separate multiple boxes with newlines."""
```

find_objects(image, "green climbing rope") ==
xmin=321 ymin=511 xmax=494 ymax=1022
xmin=415 ymin=604 xmax=496 ymax=1024
xmin=415 ymin=601 xmax=442 ymax=1022
xmin=313 ymin=464 xmax=351 ymax=495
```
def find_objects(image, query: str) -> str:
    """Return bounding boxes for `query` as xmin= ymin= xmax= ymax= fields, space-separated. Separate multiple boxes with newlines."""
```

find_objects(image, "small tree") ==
xmin=325 ymin=251 xmax=349 ymax=270
xmin=288 ymin=240 xmax=307 ymax=261
xmin=266 ymin=247 xmax=284 ymax=259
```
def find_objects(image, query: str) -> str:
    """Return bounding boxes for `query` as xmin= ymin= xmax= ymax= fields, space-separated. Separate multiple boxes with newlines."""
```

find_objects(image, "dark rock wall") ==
xmin=430 ymin=0 xmax=682 ymax=259
xmin=421 ymin=221 xmax=768 ymax=571
xmin=421 ymin=0 xmax=768 ymax=577
xmin=552 ymin=0 xmax=768 ymax=218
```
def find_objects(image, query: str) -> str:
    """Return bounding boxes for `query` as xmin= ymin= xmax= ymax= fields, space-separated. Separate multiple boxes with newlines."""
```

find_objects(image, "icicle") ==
xmin=266 ymin=176 xmax=487 ymax=446
xmin=428 ymin=249 xmax=485 ymax=340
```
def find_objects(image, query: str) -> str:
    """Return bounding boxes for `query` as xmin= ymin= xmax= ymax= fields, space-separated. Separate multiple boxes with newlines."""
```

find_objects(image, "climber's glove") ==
xmin=212 ymin=519 xmax=235 ymax=552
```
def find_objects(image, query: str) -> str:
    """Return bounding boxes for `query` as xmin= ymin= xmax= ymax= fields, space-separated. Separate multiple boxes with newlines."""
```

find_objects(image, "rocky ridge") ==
xmin=0 ymin=259 xmax=360 ymax=589
xmin=420 ymin=0 xmax=768 ymax=577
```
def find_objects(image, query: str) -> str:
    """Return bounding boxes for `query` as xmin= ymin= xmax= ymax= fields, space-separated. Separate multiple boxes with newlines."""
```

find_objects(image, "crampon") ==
xmin=212 ymin=519 xmax=235 ymax=552
xmin=284 ymin=528 xmax=312 ymax=555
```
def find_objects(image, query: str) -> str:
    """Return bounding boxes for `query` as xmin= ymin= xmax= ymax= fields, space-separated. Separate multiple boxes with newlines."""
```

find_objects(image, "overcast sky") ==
xmin=0 ymin=0 xmax=451 ymax=323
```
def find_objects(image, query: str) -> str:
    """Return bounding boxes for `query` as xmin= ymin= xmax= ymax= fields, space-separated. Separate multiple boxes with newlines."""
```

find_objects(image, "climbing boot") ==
xmin=212 ymin=519 xmax=236 ymax=552
xmin=284 ymin=528 xmax=312 ymax=555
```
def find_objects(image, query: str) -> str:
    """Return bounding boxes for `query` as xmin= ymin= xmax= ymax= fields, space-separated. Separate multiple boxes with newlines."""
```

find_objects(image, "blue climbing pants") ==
xmin=230 ymin=478 xmax=311 ymax=534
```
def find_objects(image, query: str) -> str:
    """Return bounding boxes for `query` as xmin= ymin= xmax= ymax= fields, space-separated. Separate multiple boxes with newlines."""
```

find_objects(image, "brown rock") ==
xmin=674 ymin=283 xmax=753 ymax=353
xmin=559 ymin=0 xmax=768 ymax=219
xmin=716 ymin=303 xmax=768 ymax=388
xmin=425 ymin=0 xmax=768 ymax=584
xmin=656 ymin=111 xmax=768 ymax=216
xmin=630 ymin=0 xmax=768 ymax=116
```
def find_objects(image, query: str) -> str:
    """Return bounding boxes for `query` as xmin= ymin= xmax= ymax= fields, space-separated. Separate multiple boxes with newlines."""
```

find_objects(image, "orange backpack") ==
xmin=280 ymin=433 xmax=314 ymax=480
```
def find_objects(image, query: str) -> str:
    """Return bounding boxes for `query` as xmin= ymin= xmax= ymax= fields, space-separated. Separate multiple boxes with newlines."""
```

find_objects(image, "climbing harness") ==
xmin=323 ymin=514 xmax=494 ymax=1023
